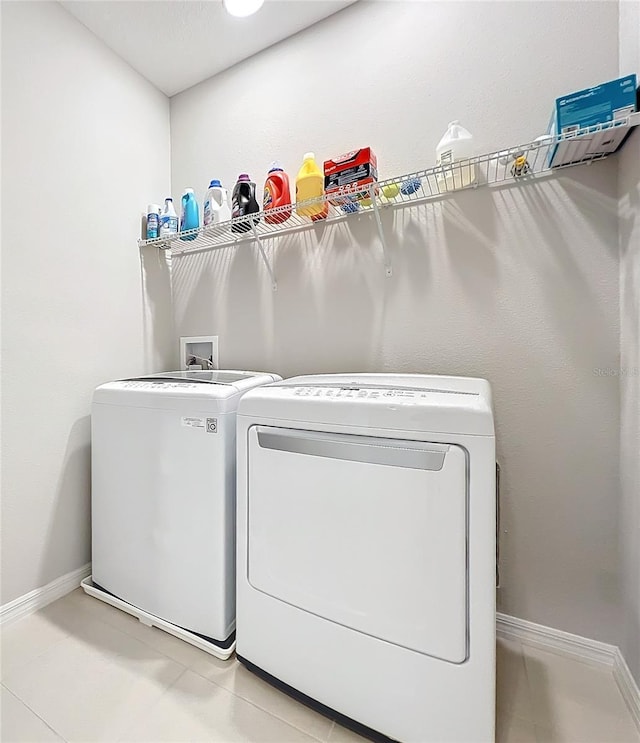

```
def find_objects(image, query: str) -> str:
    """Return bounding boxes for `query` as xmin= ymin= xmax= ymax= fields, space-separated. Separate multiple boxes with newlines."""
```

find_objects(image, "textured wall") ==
xmin=0 ymin=1 xmax=172 ymax=604
xmin=170 ymin=1 xmax=624 ymax=644
xmin=618 ymin=0 xmax=640 ymax=684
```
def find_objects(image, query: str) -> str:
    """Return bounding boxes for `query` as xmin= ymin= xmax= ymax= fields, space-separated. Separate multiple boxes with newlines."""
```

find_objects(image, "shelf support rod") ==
xmin=370 ymin=184 xmax=392 ymax=278
xmin=251 ymin=222 xmax=277 ymax=291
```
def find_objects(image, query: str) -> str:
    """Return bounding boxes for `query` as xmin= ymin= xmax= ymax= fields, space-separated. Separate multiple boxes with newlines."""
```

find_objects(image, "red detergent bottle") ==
xmin=263 ymin=162 xmax=292 ymax=224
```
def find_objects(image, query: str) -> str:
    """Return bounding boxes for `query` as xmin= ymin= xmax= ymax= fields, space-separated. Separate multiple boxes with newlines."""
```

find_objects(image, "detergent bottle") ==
xmin=159 ymin=198 xmax=178 ymax=237
xmin=263 ymin=163 xmax=292 ymax=224
xmin=179 ymin=189 xmax=199 ymax=240
xmin=295 ymin=152 xmax=326 ymax=219
xmin=203 ymin=180 xmax=230 ymax=226
xmin=231 ymin=174 xmax=260 ymax=233
xmin=146 ymin=204 xmax=160 ymax=240
xmin=435 ymin=121 xmax=476 ymax=192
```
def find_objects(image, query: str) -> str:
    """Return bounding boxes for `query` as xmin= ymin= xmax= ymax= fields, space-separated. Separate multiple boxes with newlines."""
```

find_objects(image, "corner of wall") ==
xmin=617 ymin=0 xmax=640 ymax=685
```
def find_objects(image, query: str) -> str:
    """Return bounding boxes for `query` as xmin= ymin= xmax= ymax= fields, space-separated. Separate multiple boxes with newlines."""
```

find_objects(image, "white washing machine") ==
xmin=84 ymin=370 xmax=280 ymax=659
xmin=236 ymin=373 xmax=496 ymax=742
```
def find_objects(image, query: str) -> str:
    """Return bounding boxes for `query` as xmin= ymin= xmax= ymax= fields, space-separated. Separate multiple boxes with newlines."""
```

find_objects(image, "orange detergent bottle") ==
xmin=263 ymin=163 xmax=292 ymax=224
xmin=295 ymin=152 xmax=326 ymax=220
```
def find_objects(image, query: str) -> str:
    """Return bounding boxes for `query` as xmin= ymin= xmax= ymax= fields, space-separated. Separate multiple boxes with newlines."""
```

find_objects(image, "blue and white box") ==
xmin=547 ymin=74 xmax=637 ymax=167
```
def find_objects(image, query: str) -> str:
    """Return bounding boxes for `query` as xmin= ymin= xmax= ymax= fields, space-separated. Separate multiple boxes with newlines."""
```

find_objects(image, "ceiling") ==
xmin=60 ymin=0 xmax=357 ymax=97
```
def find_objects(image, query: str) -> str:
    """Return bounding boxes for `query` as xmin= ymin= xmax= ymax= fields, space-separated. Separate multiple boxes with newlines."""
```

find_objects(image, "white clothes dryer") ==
xmin=85 ymin=370 xmax=280 ymax=659
xmin=236 ymin=373 xmax=496 ymax=741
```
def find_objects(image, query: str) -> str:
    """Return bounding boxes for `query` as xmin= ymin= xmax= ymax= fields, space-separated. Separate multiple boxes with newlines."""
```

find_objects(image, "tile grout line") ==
xmin=185 ymin=663 xmax=330 ymax=742
xmin=519 ymin=643 xmax=640 ymax=743
xmin=114 ymin=662 xmax=329 ymax=743
xmin=519 ymin=641 xmax=548 ymax=743
xmin=1 ymin=681 xmax=68 ymax=742
xmin=4 ymin=600 xmax=194 ymax=743
xmin=328 ymin=719 xmax=336 ymax=741
xmin=4 ymin=633 xmax=191 ymax=743
xmin=497 ymin=638 xmax=538 ymax=729
xmin=231 ymin=694 xmax=330 ymax=742
xmin=65 ymin=593 xmax=210 ymax=669
xmin=114 ymin=665 xmax=191 ymax=743
xmin=1 ymin=629 xmax=73 ymax=682
xmin=613 ymin=648 xmax=640 ymax=735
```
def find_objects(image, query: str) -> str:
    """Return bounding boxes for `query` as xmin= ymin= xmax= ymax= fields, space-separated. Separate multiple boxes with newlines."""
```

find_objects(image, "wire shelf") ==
xmin=139 ymin=112 xmax=639 ymax=288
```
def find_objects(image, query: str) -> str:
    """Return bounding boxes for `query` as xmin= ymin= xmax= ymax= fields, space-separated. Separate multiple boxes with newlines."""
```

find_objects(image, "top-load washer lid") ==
xmin=93 ymin=370 xmax=281 ymax=412
xmin=138 ymin=370 xmax=261 ymax=385
xmin=237 ymin=373 xmax=494 ymax=436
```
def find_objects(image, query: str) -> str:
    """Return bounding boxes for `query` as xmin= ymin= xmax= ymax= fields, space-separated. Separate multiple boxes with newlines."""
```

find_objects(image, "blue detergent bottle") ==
xmin=180 ymin=188 xmax=199 ymax=240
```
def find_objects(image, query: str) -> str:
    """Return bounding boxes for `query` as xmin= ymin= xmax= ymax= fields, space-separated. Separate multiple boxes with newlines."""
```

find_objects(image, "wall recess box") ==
xmin=180 ymin=336 xmax=219 ymax=370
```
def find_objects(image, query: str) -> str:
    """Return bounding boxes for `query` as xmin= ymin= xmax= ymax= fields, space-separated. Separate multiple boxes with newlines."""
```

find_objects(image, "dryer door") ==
xmin=246 ymin=426 xmax=468 ymax=663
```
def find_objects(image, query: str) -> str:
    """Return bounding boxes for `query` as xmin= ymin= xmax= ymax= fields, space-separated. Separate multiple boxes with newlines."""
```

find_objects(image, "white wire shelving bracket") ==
xmin=139 ymin=112 xmax=639 ymax=289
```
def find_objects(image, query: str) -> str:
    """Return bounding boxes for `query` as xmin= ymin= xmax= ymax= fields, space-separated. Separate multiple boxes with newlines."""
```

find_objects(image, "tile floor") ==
xmin=1 ymin=589 xmax=638 ymax=743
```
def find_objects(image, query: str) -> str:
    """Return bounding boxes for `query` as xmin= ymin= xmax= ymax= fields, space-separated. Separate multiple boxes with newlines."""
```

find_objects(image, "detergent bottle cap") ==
xmin=164 ymin=197 xmax=173 ymax=203
xmin=237 ymin=173 xmax=251 ymax=182
xmin=208 ymin=179 xmax=222 ymax=188
xmin=147 ymin=203 xmax=160 ymax=214
xmin=268 ymin=161 xmax=284 ymax=172
xmin=303 ymin=152 xmax=315 ymax=161
xmin=449 ymin=121 xmax=460 ymax=127
xmin=183 ymin=188 xmax=195 ymax=196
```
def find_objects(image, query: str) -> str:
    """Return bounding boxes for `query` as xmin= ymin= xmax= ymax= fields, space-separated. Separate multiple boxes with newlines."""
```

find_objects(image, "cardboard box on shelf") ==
xmin=547 ymin=74 xmax=638 ymax=167
xmin=324 ymin=148 xmax=378 ymax=204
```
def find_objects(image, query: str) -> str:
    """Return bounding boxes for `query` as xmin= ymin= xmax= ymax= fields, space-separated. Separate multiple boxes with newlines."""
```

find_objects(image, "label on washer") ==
xmin=181 ymin=416 xmax=206 ymax=429
xmin=181 ymin=416 xmax=218 ymax=433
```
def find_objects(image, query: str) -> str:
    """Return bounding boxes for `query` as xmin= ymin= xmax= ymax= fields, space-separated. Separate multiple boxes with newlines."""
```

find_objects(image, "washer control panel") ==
xmin=119 ymin=381 xmax=201 ymax=390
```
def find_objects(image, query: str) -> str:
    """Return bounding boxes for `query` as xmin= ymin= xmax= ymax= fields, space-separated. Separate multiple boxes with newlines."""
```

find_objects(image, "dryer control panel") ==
xmin=289 ymin=385 xmax=478 ymax=400
xmin=238 ymin=374 xmax=494 ymax=438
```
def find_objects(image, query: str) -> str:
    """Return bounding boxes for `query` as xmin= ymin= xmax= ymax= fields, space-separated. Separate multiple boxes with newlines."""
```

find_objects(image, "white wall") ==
xmin=0 ymin=1 xmax=173 ymax=604
xmin=170 ymin=1 xmax=625 ymax=644
xmin=618 ymin=0 xmax=640 ymax=683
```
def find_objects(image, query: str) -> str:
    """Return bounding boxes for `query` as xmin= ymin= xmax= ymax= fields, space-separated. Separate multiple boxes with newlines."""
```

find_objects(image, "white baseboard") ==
xmin=497 ymin=612 xmax=640 ymax=733
xmin=0 ymin=563 xmax=91 ymax=627
xmin=497 ymin=612 xmax=618 ymax=666
xmin=613 ymin=648 xmax=640 ymax=734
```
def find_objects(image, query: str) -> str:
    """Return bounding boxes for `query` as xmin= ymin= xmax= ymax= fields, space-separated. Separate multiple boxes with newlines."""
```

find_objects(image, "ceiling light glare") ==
xmin=223 ymin=0 xmax=265 ymax=18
